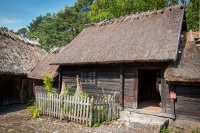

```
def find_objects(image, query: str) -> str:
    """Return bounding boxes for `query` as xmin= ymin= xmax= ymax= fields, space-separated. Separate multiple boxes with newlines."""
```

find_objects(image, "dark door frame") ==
xmin=133 ymin=68 xmax=166 ymax=113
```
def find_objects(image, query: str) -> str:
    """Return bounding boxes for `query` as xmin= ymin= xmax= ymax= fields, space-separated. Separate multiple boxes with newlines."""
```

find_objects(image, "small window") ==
xmin=80 ymin=71 xmax=96 ymax=84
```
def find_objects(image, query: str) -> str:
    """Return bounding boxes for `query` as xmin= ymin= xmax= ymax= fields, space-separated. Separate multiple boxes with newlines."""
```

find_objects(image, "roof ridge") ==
xmin=85 ymin=3 xmax=184 ymax=28
xmin=0 ymin=28 xmax=41 ymax=47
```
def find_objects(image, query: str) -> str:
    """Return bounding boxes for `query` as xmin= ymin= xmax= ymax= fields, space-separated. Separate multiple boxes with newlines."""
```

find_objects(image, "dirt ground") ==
xmin=0 ymin=104 xmax=136 ymax=133
xmin=0 ymin=104 xmax=199 ymax=133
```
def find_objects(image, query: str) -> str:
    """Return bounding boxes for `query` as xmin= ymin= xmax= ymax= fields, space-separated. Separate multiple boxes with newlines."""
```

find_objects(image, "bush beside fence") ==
xmin=35 ymin=91 xmax=119 ymax=127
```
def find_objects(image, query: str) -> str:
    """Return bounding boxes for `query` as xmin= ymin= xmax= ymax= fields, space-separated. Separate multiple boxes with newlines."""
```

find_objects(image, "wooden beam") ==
xmin=170 ymin=85 xmax=175 ymax=115
xmin=133 ymin=69 xmax=138 ymax=109
xmin=58 ymin=66 xmax=62 ymax=93
xmin=161 ymin=68 xmax=166 ymax=113
xmin=120 ymin=65 xmax=124 ymax=110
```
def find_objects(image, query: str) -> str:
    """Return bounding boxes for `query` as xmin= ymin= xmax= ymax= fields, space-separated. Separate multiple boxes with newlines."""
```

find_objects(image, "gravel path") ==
xmin=1 ymin=104 xmax=198 ymax=133
xmin=0 ymin=104 xmax=135 ymax=133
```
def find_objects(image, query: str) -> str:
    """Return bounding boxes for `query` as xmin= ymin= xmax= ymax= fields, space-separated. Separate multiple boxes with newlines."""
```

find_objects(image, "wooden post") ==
xmin=102 ymin=98 xmax=105 ymax=122
xmin=58 ymin=68 xmax=62 ymax=93
xmin=98 ymin=98 xmax=101 ymax=123
xmin=161 ymin=68 xmax=166 ymax=113
xmin=60 ymin=94 xmax=64 ymax=120
xmin=170 ymin=85 xmax=175 ymax=116
xmin=120 ymin=65 xmax=124 ymax=110
xmin=86 ymin=97 xmax=89 ymax=125
xmin=89 ymin=97 xmax=94 ymax=127
xmin=80 ymin=97 xmax=83 ymax=123
xmin=82 ymin=97 xmax=86 ymax=123
xmin=133 ymin=69 xmax=138 ymax=109
xmin=108 ymin=95 xmax=112 ymax=121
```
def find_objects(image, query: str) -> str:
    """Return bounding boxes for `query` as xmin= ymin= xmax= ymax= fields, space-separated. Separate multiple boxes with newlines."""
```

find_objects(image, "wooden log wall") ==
xmin=97 ymin=67 xmax=120 ymax=98
xmin=124 ymin=68 xmax=137 ymax=108
xmin=0 ymin=75 xmax=22 ymax=106
xmin=165 ymin=84 xmax=174 ymax=114
xmin=174 ymin=84 xmax=200 ymax=118
xmin=61 ymin=65 xmax=121 ymax=100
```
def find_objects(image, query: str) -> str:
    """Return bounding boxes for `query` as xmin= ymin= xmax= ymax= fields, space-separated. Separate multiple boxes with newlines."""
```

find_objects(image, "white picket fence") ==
xmin=35 ymin=91 xmax=119 ymax=127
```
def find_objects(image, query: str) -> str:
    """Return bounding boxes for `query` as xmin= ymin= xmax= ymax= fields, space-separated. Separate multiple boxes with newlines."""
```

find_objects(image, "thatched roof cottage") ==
xmin=0 ymin=29 xmax=47 ymax=105
xmin=164 ymin=32 xmax=200 ymax=119
xmin=51 ymin=4 xmax=199 ymax=120
xmin=28 ymin=47 xmax=62 ymax=93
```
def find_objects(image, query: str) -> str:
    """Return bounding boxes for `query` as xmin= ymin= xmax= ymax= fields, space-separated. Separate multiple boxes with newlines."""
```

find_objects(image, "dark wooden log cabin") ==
xmin=0 ymin=29 xmax=46 ymax=106
xmin=165 ymin=32 xmax=200 ymax=120
xmin=28 ymin=47 xmax=62 ymax=93
xmin=51 ymin=4 xmax=200 ymax=119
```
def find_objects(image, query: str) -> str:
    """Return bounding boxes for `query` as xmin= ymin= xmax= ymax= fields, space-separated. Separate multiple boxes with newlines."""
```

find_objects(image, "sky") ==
xmin=0 ymin=0 xmax=77 ymax=31
xmin=0 ymin=0 xmax=190 ymax=32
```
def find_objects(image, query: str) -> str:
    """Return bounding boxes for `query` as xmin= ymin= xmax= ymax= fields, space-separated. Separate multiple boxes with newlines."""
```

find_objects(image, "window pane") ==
xmin=80 ymin=71 xmax=95 ymax=84
xmin=81 ymin=72 xmax=87 ymax=83
xmin=88 ymin=72 xmax=95 ymax=83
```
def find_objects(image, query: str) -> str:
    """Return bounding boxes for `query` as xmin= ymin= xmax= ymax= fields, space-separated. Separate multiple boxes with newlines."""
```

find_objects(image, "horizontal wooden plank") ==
xmin=124 ymin=96 xmax=134 ymax=102
xmin=175 ymin=109 xmax=200 ymax=117
xmin=97 ymin=81 xmax=120 ymax=86
xmin=98 ymin=72 xmax=120 ymax=77
xmin=175 ymin=105 xmax=200 ymax=112
xmin=62 ymin=71 xmax=77 ymax=75
xmin=176 ymin=96 xmax=200 ymax=102
xmin=98 ymin=78 xmax=120 ymax=83
xmin=124 ymin=79 xmax=135 ymax=83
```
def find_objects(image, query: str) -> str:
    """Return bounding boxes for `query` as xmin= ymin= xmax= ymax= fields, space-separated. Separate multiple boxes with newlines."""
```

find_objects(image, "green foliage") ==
xmin=92 ymin=98 xmax=113 ymax=127
xmin=0 ymin=27 xmax=9 ymax=31
xmin=85 ymin=123 xmax=90 ymax=127
xmin=161 ymin=126 xmax=179 ymax=133
xmin=26 ymin=0 xmax=94 ymax=51
xmin=169 ymin=0 xmax=179 ymax=6
xmin=186 ymin=0 xmax=199 ymax=31
xmin=26 ymin=103 xmax=41 ymax=119
xmin=102 ymin=120 xmax=110 ymax=125
xmin=1 ymin=27 xmax=15 ymax=33
xmin=77 ymin=88 xmax=89 ymax=98
xmin=16 ymin=27 xmax=28 ymax=37
xmin=93 ymin=122 xmax=100 ymax=127
xmin=192 ymin=130 xmax=200 ymax=133
xmin=64 ymin=84 xmax=75 ymax=96
xmin=88 ymin=0 xmax=169 ymax=22
xmin=43 ymin=75 xmax=56 ymax=94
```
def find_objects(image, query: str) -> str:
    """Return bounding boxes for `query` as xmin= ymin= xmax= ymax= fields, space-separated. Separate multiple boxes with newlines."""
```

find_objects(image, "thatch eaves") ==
xmin=165 ymin=32 xmax=200 ymax=83
xmin=51 ymin=4 xmax=185 ymax=65
xmin=0 ymin=29 xmax=47 ymax=75
xmin=28 ymin=47 xmax=62 ymax=80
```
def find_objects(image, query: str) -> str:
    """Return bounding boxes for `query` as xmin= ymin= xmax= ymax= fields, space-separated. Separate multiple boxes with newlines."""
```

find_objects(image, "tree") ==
xmin=169 ymin=0 xmax=179 ymax=6
xmin=88 ymin=0 xmax=168 ymax=22
xmin=0 ymin=27 xmax=9 ymax=31
xmin=16 ymin=27 xmax=28 ymax=37
xmin=27 ymin=0 xmax=94 ymax=51
xmin=186 ymin=0 xmax=199 ymax=31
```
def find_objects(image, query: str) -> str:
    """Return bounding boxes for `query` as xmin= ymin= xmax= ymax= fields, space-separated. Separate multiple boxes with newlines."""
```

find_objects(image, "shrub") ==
xmin=43 ymin=74 xmax=56 ymax=94
xmin=26 ymin=103 xmax=41 ymax=119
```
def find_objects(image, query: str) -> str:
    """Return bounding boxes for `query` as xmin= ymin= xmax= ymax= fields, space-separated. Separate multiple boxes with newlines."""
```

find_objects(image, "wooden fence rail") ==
xmin=35 ymin=91 xmax=119 ymax=127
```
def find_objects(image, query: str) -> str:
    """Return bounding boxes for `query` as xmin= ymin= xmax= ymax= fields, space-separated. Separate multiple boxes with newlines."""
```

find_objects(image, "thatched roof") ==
xmin=0 ymin=29 xmax=47 ymax=75
xmin=52 ymin=4 xmax=184 ymax=65
xmin=165 ymin=32 xmax=200 ymax=82
xmin=28 ymin=47 xmax=62 ymax=80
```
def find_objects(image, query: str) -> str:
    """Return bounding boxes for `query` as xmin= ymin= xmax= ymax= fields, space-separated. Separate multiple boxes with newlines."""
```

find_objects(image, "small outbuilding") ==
xmin=165 ymin=32 xmax=200 ymax=120
xmin=0 ymin=29 xmax=47 ymax=105
xmin=28 ymin=47 xmax=62 ymax=93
